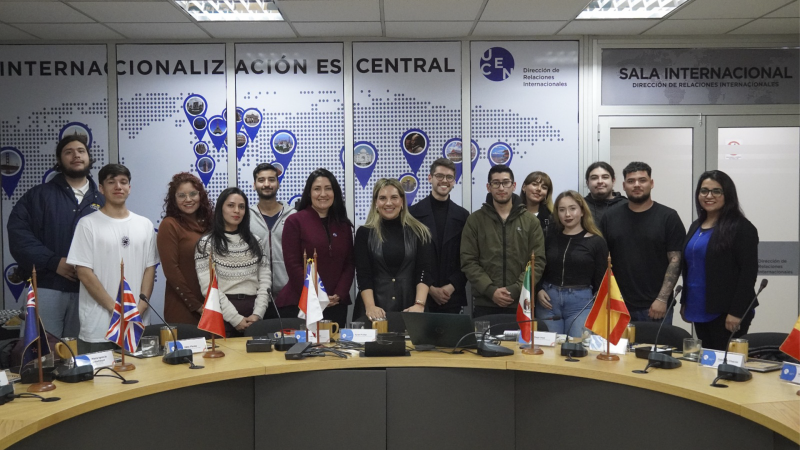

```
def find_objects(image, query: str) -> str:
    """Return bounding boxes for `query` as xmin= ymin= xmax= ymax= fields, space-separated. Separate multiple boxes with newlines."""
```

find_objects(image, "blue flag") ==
xmin=21 ymin=285 xmax=51 ymax=368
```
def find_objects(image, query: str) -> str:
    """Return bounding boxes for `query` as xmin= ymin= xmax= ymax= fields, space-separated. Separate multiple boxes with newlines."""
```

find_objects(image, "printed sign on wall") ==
xmin=235 ymin=43 xmax=345 ymax=207
xmin=0 ymin=45 xmax=110 ymax=308
xmin=602 ymin=48 xmax=800 ymax=105
xmin=117 ymin=44 xmax=228 ymax=317
xmin=352 ymin=42 xmax=462 ymax=225
xmin=470 ymin=41 xmax=580 ymax=211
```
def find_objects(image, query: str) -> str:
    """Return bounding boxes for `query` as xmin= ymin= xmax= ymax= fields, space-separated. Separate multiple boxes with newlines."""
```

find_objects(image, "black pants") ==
xmin=473 ymin=305 xmax=516 ymax=318
xmin=225 ymin=294 xmax=256 ymax=338
xmin=694 ymin=311 xmax=754 ymax=351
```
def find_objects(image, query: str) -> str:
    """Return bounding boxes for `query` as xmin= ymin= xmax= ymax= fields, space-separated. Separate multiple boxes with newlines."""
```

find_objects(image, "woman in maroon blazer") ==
xmin=278 ymin=169 xmax=355 ymax=327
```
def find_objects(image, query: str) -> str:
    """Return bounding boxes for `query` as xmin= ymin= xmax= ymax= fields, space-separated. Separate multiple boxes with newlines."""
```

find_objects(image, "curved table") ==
xmin=2 ymin=339 xmax=798 ymax=450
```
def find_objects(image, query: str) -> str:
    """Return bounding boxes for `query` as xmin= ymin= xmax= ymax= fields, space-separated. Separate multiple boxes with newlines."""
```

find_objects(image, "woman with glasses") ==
xmin=279 ymin=169 xmax=354 ymax=327
xmin=195 ymin=187 xmax=269 ymax=336
xmin=680 ymin=171 xmax=759 ymax=350
xmin=520 ymin=171 xmax=555 ymax=237
xmin=354 ymin=178 xmax=433 ymax=321
xmin=157 ymin=172 xmax=213 ymax=324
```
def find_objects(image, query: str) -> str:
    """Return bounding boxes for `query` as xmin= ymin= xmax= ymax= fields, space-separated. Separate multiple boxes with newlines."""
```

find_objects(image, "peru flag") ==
xmin=198 ymin=272 xmax=225 ymax=338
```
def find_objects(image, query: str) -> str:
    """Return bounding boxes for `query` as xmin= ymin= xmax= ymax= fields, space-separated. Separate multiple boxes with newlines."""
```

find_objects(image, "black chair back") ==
xmin=473 ymin=313 xmax=548 ymax=333
xmin=353 ymin=312 xmax=407 ymax=333
xmin=143 ymin=323 xmax=212 ymax=340
xmin=742 ymin=332 xmax=798 ymax=363
xmin=244 ymin=318 xmax=305 ymax=337
xmin=630 ymin=321 xmax=690 ymax=348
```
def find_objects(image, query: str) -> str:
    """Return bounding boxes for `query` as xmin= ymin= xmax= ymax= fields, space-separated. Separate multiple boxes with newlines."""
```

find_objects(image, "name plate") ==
xmin=75 ymin=350 xmax=115 ymax=369
xmin=700 ymin=349 xmax=745 ymax=368
xmin=340 ymin=328 xmax=377 ymax=343
xmin=779 ymin=362 xmax=800 ymax=384
xmin=516 ymin=331 xmax=557 ymax=347
xmin=588 ymin=335 xmax=628 ymax=355
xmin=166 ymin=337 xmax=207 ymax=354
xmin=294 ymin=330 xmax=331 ymax=343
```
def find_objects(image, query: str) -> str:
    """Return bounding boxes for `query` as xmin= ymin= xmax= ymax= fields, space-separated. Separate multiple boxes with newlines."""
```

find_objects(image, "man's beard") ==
xmin=493 ymin=195 xmax=512 ymax=205
xmin=62 ymin=164 xmax=91 ymax=179
xmin=627 ymin=191 xmax=651 ymax=204
xmin=258 ymin=189 xmax=277 ymax=201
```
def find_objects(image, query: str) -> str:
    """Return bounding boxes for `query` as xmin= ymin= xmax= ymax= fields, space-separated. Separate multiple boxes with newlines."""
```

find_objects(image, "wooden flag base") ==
xmin=113 ymin=362 xmax=136 ymax=372
xmin=596 ymin=353 xmax=619 ymax=361
xmin=204 ymin=350 xmax=225 ymax=358
xmin=27 ymin=381 xmax=56 ymax=392
xmin=522 ymin=346 xmax=544 ymax=355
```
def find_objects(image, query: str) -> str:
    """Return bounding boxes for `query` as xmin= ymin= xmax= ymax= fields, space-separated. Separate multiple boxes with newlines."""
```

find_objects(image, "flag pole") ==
xmin=597 ymin=255 xmax=619 ymax=361
xmin=204 ymin=251 xmax=225 ymax=358
xmin=115 ymin=259 xmax=135 ymax=371
xmin=523 ymin=252 xmax=543 ymax=356
xmin=313 ymin=249 xmax=319 ymax=345
xmin=28 ymin=266 xmax=55 ymax=392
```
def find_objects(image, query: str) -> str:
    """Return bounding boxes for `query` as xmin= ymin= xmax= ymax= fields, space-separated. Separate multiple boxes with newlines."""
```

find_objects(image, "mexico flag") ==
xmin=779 ymin=314 xmax=800 ymax=361
xmin=584 ymin=268 xmax=630 ymax=345
xmin=516 ymin=263 xmax=533 ymax=344
xmin=198 ymin=271 xmax=225 ymax=338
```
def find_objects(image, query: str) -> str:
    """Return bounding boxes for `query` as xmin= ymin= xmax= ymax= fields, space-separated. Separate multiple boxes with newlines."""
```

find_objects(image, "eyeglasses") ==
xmin=433 ymin=173 xmax=455 ymax=182
xmin=177 ymin=191 xmax=200 ymax=200
xmin=489 ymin=180 xmax=513 ymax=189
xmin=699 ymin=188 xmax=723 ymax=197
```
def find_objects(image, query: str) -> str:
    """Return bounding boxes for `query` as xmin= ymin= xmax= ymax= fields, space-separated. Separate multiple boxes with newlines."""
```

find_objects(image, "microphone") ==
xmin=560 ymin=293 xmax=599 ymax=361
xmin=633 ymin=285 xmax=683 ymax=374
xmin=17 ymin=310 xmax=94 ymax=383
xmin=269 ymin=292 xmax=297 ymax=352
xmin=474 ymin=318 xmax=542 ymax=357
xmin=712 ymin=278 xmax=768 ymax=387
xmin=139 ymin=294 xmax=194 ymax=366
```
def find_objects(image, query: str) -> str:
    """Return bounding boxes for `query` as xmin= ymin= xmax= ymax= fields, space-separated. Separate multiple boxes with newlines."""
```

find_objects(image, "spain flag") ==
xmin=779 ymin=314 xmax=800 ymax=361
xmin=584 ymin=268 xmax=630 ymax=345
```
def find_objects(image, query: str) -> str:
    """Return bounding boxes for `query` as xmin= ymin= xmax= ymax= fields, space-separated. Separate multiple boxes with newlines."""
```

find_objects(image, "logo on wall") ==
xmin=207 ymin=115 xmax=227 ymax=151
xmin=0 ymin=147 xmax=24 ymax=198
xmin=271 ymin=130 xmax=297 ymax=172
xmin=488 ymin=142 xmax=513 ymax=167
xmin=354 ymin=141 xmax=378 ymax=188
xmin=184 ymin=94 xmax=208 ymax=141
xmin=59 ymin=122 xmax=93 ymax=149
xmin=399 ymin=173 xmax=419 ymax=205
xmin=196 ymin=156 xmax=215 ymax=186
xmin=442 ymin=138 xmax=480 ymax=183
xmin=401 ymin=129 xmax=428 ymax=175
xmin=3 ymin=264 xmax=25 ymax=304
xmin=269 ymin=161 xmax=286 ymax=183
xmin=480 ymin=47 xmax=514 ymax=82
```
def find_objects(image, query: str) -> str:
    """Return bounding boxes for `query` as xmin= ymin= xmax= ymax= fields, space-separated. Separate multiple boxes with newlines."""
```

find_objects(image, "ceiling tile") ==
xmin=384 ymin=0 xmax=484 ymax=22
xmin=481 ymin=0 xmax=591 ymax=21
xmin=15 ymin=23 xmax=124 ymax=39
xmin=728 ymin=18 xmax=800 ymax=34
xmin=106 ymin=22 xmax=210 ymax=39
xmin=765 ymin=1 xmax=799 ymax=18
xmin=0 ymin=2 xmax=94 ymax=23
xmin=279 ymin=0 xmax=379 ymax=22
xmin=670 ymin=0 xmax=792 ymax=19
xmin=385 ymin=21 xmax=473 ymax=38
xmin=558 ymin=19 xmax=656 ymax=35
xmin=199 ymin=22 xmax=296 ymax=39
xmin=644 ymin=18 xmax=750 ymax=35
xmin=293 ymin=21 xmax=382 ymax=37
xmin=472 ymin=21 xmax=566 ymax=36
xmin=0 ymin=23 xmax=38 ymax=40
xmin=68 ymin=2 xmax=190 ymax=23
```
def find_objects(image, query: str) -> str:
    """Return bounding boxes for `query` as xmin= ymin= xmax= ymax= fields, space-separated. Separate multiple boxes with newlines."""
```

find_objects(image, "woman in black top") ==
xmin=535 ymin=190 xmax=608 ymax=338
xmin=520 ymin=171 xmax=554 ymax=238
xmin=354 ymin=178 xmax=433 ymax=321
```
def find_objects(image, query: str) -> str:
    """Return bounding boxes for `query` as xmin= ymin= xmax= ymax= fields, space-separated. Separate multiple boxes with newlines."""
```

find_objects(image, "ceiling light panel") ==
xmin=577 ymin=0 xmax=691 ymax=19
xmin=173 ymin=0 xmax=284 ymax=21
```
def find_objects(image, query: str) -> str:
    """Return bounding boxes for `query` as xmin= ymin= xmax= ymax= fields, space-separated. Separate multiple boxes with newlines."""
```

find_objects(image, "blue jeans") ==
xmin=19 ymin=288 xmax=79 ymax=338
xmin=628 ymin=304 xmax=674 ymax=325
xmin=534 ymin=282 xmax=594 ymax=338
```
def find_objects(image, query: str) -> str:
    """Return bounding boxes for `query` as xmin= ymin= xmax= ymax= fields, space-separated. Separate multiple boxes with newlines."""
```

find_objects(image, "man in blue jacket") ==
xmin=7 ymin=135 xmax=104 ymax=337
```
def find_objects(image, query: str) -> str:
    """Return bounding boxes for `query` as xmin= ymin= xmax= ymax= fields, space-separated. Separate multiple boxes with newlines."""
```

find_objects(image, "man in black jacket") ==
xmin=409 ymin=158 xmax=469 ymax=313
xmin=584 ymin=161 xmax=627 ymax=225
xmin=7 ymin=135 xmax=104 ymax=337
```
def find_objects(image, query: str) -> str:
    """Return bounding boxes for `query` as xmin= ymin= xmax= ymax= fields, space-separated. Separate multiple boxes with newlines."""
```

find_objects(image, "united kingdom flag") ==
xmin=105 ymin=278 xmax=144 ymax=352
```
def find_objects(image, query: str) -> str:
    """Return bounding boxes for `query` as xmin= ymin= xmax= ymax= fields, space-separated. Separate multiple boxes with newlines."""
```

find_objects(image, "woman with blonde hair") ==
xmin=354 ymin=178 xmax=433 ymax=321
xmin=521 ymin=171 xmax=554 ymax=237
xmin=535 ymin=190 xmax=608 ymax=338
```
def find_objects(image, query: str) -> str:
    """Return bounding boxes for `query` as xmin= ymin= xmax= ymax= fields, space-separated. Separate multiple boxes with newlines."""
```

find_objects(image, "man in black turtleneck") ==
xmin=409 ymin=158 xmax=469 ymax=313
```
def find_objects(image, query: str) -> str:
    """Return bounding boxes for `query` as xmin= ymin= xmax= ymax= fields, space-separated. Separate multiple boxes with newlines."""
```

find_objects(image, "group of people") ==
xmin=7 ymin=134 xmax=759 ymax=353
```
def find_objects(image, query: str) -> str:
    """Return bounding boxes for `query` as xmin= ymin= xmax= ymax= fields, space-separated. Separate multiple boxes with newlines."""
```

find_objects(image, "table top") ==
xmin=0 ymin=339 xmax=797 ymax=448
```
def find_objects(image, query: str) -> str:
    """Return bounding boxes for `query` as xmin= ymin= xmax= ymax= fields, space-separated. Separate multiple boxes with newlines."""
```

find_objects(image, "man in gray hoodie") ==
xmin=249 ymin=163 xmax=295 ymax=318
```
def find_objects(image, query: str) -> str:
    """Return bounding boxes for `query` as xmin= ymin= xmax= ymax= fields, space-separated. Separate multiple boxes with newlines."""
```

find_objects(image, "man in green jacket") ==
xmin=461 ymin=165 xmax=546 ymax=317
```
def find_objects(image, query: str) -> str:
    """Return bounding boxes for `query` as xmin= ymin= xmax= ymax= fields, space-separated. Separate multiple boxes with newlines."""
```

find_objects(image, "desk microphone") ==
xmin=269 ymin=292 xmax=297 ymax=352
xmin=711 ymin=278 xmax=768 ymax=388
xmin=633 ymin=285 xmax=683 ymax=374
xmin=560 ymin=293 xmax=599 ymax=361
xmin=17 ymin=310 xmax=94 ymax=383
xmin=139 ymin=294 xmax=194 ymax=366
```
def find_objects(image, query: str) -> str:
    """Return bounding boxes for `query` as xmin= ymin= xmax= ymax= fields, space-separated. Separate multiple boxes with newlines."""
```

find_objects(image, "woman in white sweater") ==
xmin=195 ymin=187 xmax=271 ymax=336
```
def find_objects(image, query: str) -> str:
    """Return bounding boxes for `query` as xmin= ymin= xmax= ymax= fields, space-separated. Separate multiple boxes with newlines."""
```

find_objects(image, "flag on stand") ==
xmin=584 ymin=268 xmax=630 ymax=345
xmin=105 ymin=278 xmax=144 ymax=352
xmin=21 ymin=285 xmax=51 ymax=368
xmin=516 ymin=263 xmax=533 ymax=344
xmin=298 ymin=259 xmax=329 ymax=331
xmin=779 ymin=314 xmax=800 ymax=361
xmin=198 ymin=270 xmax=226 ymax=338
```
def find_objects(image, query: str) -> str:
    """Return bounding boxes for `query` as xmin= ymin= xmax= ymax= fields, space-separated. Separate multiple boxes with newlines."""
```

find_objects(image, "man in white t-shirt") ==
xmin=67 ymin=164 xmax=159 ymax=354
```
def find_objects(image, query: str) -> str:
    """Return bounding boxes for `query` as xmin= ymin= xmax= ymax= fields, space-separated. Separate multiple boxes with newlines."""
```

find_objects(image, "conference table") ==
xmin=0 ymin=338 xmax=798 ymax=450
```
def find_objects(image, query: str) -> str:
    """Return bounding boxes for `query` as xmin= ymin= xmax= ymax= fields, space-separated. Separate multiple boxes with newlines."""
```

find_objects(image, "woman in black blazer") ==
xmin=680 ymin=170 xmax=759 ymax=350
